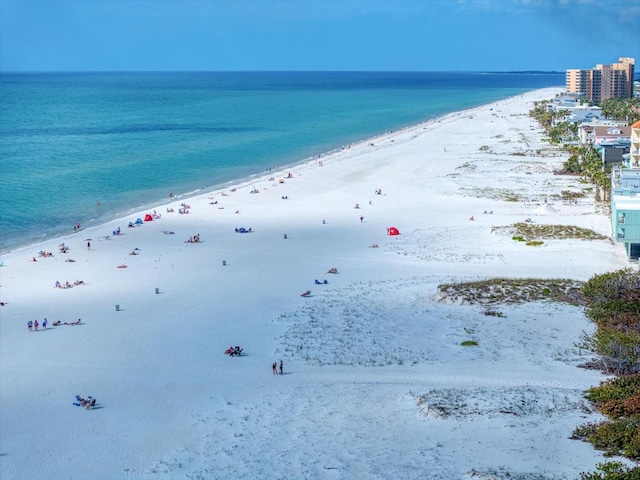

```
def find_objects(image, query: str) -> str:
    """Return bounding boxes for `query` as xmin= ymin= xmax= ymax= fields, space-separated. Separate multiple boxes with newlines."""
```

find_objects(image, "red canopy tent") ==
xmin=387 ymin=227 xmax=399 ymax=235
xmin=144 ymin=213 xmax=153 ymax=222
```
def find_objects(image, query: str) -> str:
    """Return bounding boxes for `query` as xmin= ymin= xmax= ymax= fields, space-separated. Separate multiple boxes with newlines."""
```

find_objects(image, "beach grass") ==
xmin=437 ymin=277 xmax=584 ymax=306
xmin=512 ymin=223 xmax=609 ymax=241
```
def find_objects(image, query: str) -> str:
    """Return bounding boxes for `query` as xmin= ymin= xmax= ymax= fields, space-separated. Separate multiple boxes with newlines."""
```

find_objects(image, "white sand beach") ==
xmin=0 ymin=87 xmax=634 ymax=479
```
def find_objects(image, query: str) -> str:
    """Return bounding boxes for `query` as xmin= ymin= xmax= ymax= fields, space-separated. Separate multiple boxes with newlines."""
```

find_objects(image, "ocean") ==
xmin=0 ymin=71 xmax=564 ymax=253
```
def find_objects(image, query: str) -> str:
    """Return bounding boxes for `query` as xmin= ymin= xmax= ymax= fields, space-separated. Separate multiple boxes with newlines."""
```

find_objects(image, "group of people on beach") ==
xmin=28 ymin=318 xmax=81 ymax=331
xmin=74 ymin=395 xmax=97 ymax=410
xmin=225 ymin=346 xmax=243 ymax=356
xmin=54 ymin=280 xmax=85 ymax=289
xmin=185 ymin=234 xmax=201 ymax=243
xmin=272 ymin=360 xmax=284 ymax=375
xmin=27 ymin=319 xmax=46 ymax=331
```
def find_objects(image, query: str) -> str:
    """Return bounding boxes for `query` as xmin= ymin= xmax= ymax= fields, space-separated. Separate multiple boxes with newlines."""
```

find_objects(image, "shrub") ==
xmin=600 ymin=396 xmax=640 ymax=419
xmin=580 ymin=461 xmax=640 ymax=480
xmin=460 ymin=340 xmax=478 ymax=347
xmin=580 ymin=328 xmax=640 ymax=375
xmin=585 ymin=375 xmax=640 ymax=418
xmin=573 ymin=416 xmax=640 ymax=459
xmin=582 ymin=270 xmax=640 ymax=307
xmin=561 ymin=189 xmax=587 ymax=200
xmin=580 ymin=270 xmax=640 ymax=375
xmin=586 ymin=376 xmax=640 ymax=405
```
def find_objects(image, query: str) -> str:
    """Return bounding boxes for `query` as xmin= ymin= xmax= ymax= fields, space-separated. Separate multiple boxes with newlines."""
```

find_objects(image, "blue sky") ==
xmin=0 ymin=0 xmax=638 ymax=72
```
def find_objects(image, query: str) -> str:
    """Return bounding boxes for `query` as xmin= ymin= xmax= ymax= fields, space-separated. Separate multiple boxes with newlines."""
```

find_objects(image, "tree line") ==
xmin=529 ymin=97 xmax=640 ymax=203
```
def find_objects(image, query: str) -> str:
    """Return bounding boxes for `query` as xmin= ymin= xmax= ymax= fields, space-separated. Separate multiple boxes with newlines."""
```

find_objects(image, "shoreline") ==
xmin=0 ymin=87 xmax=559 ymax=256
xmin=1 ymin=86 xmax=632 ymax=479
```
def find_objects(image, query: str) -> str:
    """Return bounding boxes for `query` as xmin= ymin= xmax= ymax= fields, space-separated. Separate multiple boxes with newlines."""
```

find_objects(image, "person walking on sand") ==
xmin=272 ymin=362 xmax=277 ymax=375
xmin=42 ymin=318 xmax=47 ymax=330
xmin=279 ymin=360 xmax=283 ymax=375
xmin=28 ymin=320 xmax=33 ymax=332
xmin=87 ymin=241 xmax=91 ymax=250
xmin=34 ymin=320 xmax=39 ymax=331
xmin=360 ymin=215 xmax=364 ymax=223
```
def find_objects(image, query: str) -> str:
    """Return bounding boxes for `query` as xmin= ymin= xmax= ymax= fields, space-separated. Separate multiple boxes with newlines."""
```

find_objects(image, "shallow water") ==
xmin=0 ymin=71 xmax=563 ymax=252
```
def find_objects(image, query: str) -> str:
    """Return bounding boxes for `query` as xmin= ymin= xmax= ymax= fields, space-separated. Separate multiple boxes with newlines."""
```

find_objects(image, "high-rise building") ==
xmin=566 ymin=57 xmax=635 ymax=103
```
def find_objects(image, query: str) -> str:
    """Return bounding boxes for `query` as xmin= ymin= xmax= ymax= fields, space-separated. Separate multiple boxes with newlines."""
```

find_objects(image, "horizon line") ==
xmin=0 ymin=69 xmax=566 ymax=75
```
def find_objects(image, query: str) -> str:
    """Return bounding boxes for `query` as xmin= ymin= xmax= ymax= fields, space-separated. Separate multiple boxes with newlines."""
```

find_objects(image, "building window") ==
xmin=618 ymin=213 xmax=626 ymax=224
xmin=618 ymin=228 xmax=626 ymax=239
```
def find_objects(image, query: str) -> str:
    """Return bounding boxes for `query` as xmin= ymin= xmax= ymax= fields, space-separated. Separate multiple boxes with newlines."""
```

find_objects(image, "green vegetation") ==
xmin=460 ymin=186 xmax=524 ymax=202
xmin=552 ymin=142 xmax=613 ymax=200
xmin=561 ymin=189 xmax=588 ymax=200
xmin=460 ymin=340 xmax=478 ymax=347
xmin=574 ymin=270 xmax=640 ymax=475
xmin=437 ymin=277 xmax=583 ymax=306
xmin=578 ymin=269 xmax=640 ymax=375
xmin=600 ymin=98 xmax=640 ymax=124
xmin=580 ymin=461 xmax=640 ymax=480
xmin=525 ymin=240 xmax=544 ymax=246
xmin=506 ymin=222 xmax=607 ymax=245
xmin=512 ymin=222 xmax=608 ymax=241
xmin=573 ymin=417 xmax=640 ymax=460
xmin=584 ymin=375 xmax=640 ymax=418
xmin=528 ymin=97 xmax=640 ymax=202
xmin=529 ymin=101 xmax=567 ymax=132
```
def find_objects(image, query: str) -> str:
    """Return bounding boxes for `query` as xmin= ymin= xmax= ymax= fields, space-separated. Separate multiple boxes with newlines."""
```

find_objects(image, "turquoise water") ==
xmin=0 ymin=71 xmax=563 ymax=252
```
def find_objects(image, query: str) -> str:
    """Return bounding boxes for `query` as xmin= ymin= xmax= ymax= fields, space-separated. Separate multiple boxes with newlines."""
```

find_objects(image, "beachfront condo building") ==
xmin=611 ymin=170 xmax=640 ymax=260
xmin=632 ymin=120 xmax=640 ymax=169
xmin=566 ymin=57 xmax=635 ymax=103
xmin=610 ymin=121 xmax=640 ymax=260
xmin=611 ymin=131 xmax=640 ymax=261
